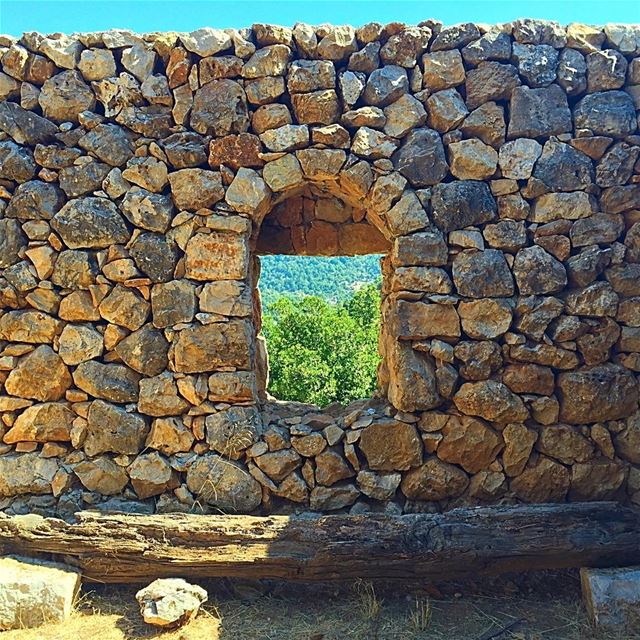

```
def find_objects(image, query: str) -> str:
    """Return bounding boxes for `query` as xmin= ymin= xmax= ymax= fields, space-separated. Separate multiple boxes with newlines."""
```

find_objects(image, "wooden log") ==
xmin=0 ymin=502 xmax=639 ymax=583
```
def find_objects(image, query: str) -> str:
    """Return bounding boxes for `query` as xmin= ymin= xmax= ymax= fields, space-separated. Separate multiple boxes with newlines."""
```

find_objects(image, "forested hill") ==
xmin=259 ymin=255 xmax=383 ymax=306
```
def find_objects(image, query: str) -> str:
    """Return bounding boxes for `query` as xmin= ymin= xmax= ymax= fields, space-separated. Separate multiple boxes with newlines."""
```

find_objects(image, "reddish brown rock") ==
xmin=3 ymin=403 xmax=75 ymax=444
xmin=208 ymin=133 xmax=264 ymax=170
xmin=401 ymin=458 xmax=469 ymax=501
xmin=436 ymin=415 xmax=503 ymax=473
xmin=502 ymin=364 xmax=554 ymax=395
xmin=171 ymin=320 xmax=252 ymax=373
xmin=4 ymin=346 xmax=71 ymax=402
xmin=454 ymin=380 xmax=529 ymax=423
xmin=291 ymin=90 xmax=340 ymax=125
xmin=314 ymin=449 xmax=355 ymax=486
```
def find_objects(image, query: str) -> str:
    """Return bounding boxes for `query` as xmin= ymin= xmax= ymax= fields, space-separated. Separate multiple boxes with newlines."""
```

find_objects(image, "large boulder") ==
xmin=458 ymin=298 xmax=513 ymax=339
xmin=533 ymin=139 xmax=594 ymax=191
xmin=431 ymin=180 xmax=497 ymax=232
xmin=513 ymin=245 xmax=567 ymax=294
xmin=190 ymin=79 xmax=249 ymax=136
xmin=557 ymin=364 xmax=638 ymax=424
xmin=99 ymin=286 xmax=150 ymax=330
xmin=452 ymin=249 xmax=515 ymax=298
xmin=0 ymin=101 xmax=58 ymax=145
xmin=73 ymin=457 xmax=129 ymax=495
xmin=4 ymin=346 xmax=71 ymax=402
xmin=58 ymin=324 xmax=103 ymax=365
xmin=5 ymin=180 xmax=65 ymax=220
xmin=138 ymin=373 xmax=190 ymax=417
xmin=356 ymin=470 xmax=401 ymax=501
xmin=171 ymin=320 xmax=252 ymax=373
xmin=129 ymin=232 xmax=178 ymax=283
xmin=58 ymin=161 xmax=111 ymax=197
xmin=574 ymin=91 xmax=637 ymax=137
xmin=39 ymin=70 xmax=95 ymax=123
xmin=386 ymin=339 xmax=442 ymax=411
xmin=465 ymin=62 xmax=520 ymax=109
xmin=78 ymin=123 xmax=135 ymax=166
xmin=454 ymin=380 xmax=529 ymax=423
xmin=85 ymin=400 xmax=148 ymax=456
xmin=0 ymin=310 xmax=62 ymax=343
xmin=128 ymin=452 xmax=178 ymax=499
xmin=121 ymin=188 xmax=174 ymax=233
xmin=512 ymin=43 xmax=559 ymax=87
xmin=73 ymin=361 xmax=140 ymax=403
xmin=362 ymin=65 xmax=408 ymax=106
xmin=186 ymin=453 xmax=262 ymax=513
xmin=0 ymin=557 xmax=80 ymax=630
xmin=581 ymin=566 xmax=640 ymax=632
xmin=52 ymin=197 xmax=130 ymax=249
xmin=3 ymin=403 xmax=75 ymax=443
xmin=0 ymin=140 xmax=36 ymax=182
xmin=436 ymin=415 xmax=503 ymax=473
xmin=184 ymin=231 xmax=248 ymax=281
xmin=151 ymin=280 xmax=196 ymax=328
xmin=502 ymin=423 xmax=538 ymax=477
xmin=115 ymin=325 xmax=169 ymax=377
xmin=168 ymin=168 xmax=224 ymax=211
xmin=0 ymin=219 xmax=27 ymax=268
xmin=391 ymin=128 xmax=448 ymax=187
xmin=537 ymin=424 xmax=594 ymax=465
xmin=510 ymin=456 xmax=570 ymax=502
xmin=254 ymin=449 xmax=302 ymax=482
xmin=206 ymin=405 xmax=262 ymax=459
xmin=358 ymin=420 xmax=422 ymax=471
xmin=448 ymin=138 xmax=498 ymax=180
xmin=400 ymin=458 xmax=469 ymax=501
xmin=0 ymin=453 xmax=58 ymax=496
xmin=508 ymin=85 xmax=571 ymax=138
xmin=394 ymin=300 xmax=460 ymax=340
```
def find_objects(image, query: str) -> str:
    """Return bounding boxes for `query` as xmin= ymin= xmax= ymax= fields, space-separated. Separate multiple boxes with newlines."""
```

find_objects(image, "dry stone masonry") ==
xmin=0 ymin=19 xmax=639 ymax=517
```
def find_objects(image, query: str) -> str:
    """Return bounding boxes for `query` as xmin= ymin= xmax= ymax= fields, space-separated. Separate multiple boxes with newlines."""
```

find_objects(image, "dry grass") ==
xmin=3 ymin=570 xmax=638 ymax=640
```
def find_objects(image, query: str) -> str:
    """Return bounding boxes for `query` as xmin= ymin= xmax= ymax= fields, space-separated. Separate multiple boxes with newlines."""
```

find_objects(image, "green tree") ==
xmin=262 ymin=283 xmax=381 ymax=406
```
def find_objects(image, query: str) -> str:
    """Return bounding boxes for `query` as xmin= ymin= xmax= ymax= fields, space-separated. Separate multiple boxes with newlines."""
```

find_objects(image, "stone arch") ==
xmin=241 ymin=169 xmax=398 ymax=404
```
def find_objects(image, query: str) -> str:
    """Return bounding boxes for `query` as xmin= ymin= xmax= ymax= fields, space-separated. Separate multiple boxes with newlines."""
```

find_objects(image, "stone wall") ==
xmin=0 ymin=19 xmax=639 ymax=518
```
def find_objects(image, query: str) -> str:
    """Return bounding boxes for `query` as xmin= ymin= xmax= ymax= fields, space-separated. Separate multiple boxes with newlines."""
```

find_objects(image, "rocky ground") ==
xmin=2 ymin=570 xmax=639 ymax=640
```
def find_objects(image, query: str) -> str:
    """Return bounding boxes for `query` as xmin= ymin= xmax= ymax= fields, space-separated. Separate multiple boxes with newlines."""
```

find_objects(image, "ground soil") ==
xmin=3 ymin=569 xmax=638 ymax=640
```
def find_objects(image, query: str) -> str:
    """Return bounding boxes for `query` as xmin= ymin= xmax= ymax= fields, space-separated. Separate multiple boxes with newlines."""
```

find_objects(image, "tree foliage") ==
xmin=259 ymin=255 xmax=383 ymax=305
xmin=262 ymin=283 xmax=381 ymax=406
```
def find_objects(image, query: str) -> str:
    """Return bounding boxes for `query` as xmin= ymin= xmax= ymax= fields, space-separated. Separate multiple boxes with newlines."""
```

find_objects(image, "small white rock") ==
xmin=136 ymin=578 xmax=208 ymax=628
xmin=180 ymin=28 xmax=232 ymax=57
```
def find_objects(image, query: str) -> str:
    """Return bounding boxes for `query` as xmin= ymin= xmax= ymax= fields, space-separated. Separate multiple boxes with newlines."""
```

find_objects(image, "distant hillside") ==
xmin=258 ymin=255 xmax=383 ymax=306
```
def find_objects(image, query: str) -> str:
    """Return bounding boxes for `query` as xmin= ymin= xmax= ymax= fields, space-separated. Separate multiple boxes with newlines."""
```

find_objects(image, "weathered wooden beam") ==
xmin=0 ymin=502 xmax=639 ymax=583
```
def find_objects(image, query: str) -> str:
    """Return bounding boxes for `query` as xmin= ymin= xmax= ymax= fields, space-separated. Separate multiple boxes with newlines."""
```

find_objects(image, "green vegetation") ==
xmin=262 ymin=283 xmax=382 ymax=406
xmin=258 ymin=254 xmax=383 ymax=306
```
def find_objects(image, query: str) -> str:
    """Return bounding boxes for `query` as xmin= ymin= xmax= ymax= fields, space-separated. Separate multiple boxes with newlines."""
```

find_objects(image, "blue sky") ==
xmin=1 ymin=0 xmax=639 ymax=36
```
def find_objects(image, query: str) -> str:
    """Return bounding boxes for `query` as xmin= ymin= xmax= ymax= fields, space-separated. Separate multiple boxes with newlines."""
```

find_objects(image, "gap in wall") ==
xmin=258 ymin=254 xmax=384 ymax=407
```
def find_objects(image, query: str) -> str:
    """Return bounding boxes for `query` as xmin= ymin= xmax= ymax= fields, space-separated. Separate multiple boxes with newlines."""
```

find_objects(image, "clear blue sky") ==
xmin=1 ymin=0 xmax=639 ymax=36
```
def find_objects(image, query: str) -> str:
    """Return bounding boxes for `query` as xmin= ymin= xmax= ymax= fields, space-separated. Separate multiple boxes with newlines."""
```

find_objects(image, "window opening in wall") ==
xmin=258 ymin=254 xmax=384 ymax=407
xmin=252 ymin=188 xmax=392 ymax=407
